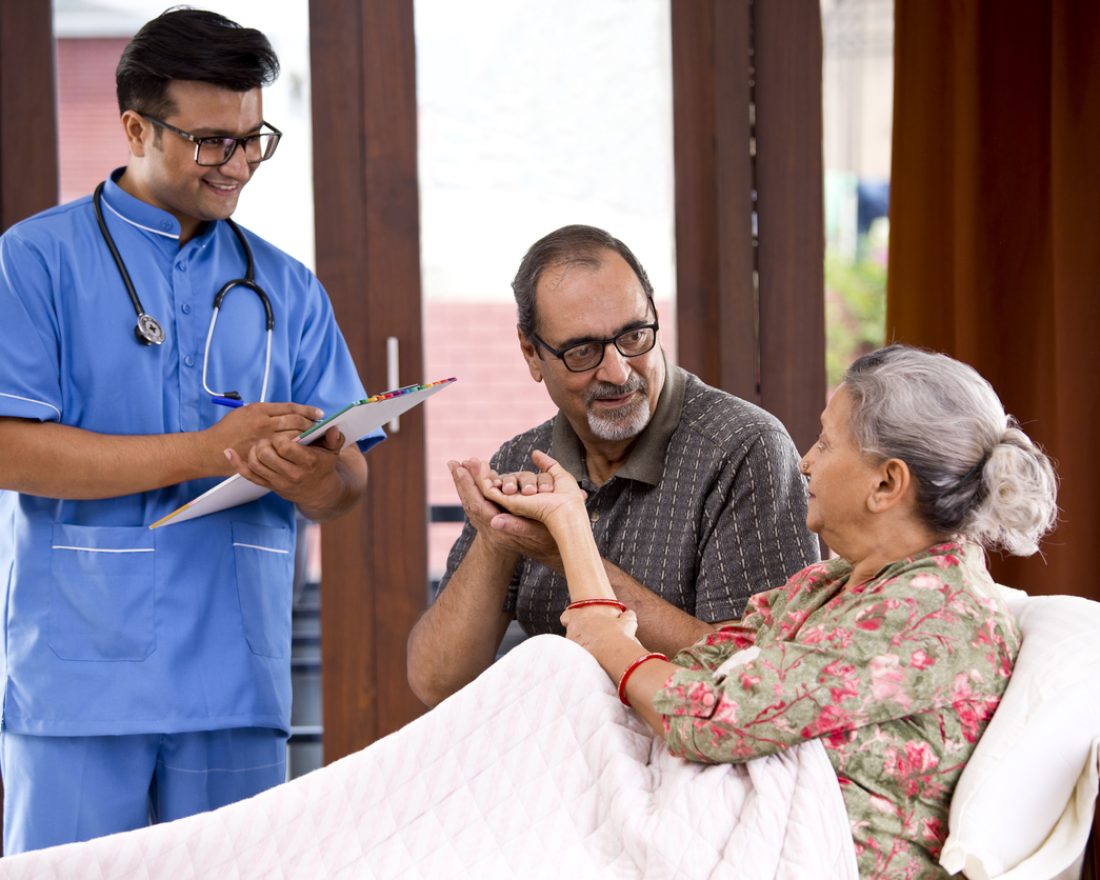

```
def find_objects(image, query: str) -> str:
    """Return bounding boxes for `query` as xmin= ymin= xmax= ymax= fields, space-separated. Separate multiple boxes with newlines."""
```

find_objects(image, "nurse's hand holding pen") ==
xmin=220 ymin=406 xmax=368 ymax=522
xmin=204 ymin=401 xmax=322 ymax=475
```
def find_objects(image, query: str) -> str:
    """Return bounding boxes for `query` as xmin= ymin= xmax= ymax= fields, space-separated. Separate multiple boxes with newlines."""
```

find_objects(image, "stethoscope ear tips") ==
xmin=135 ymin=314 xmax=166 ymax=346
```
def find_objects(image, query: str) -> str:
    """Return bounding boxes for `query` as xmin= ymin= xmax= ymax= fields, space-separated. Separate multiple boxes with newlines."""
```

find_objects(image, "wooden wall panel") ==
xmin=0 ymin=2 xmax=57 ymax=850
xmin=671 ymin=0 xmax=825 ymax=455
xmin=310 ymin=0 xmax=428 ymax=760
xmin=0 ymin=2 xmax=58 ymax=231
xmin=753 ymin=0 xmax=826 ymax=454
xmin=670 ymin=1 xmax=757 ymax=402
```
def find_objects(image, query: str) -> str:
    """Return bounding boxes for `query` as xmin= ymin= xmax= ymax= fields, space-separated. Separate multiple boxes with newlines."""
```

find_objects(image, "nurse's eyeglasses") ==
xmin=139 ymin=114 xmax=282 ymax=167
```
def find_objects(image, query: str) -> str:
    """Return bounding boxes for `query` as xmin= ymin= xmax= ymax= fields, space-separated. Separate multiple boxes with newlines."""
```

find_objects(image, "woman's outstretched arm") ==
xmin=480 ymin=449 xmax=615 ymax=603
xmin=483 ymin=449 xmax=677 ymax=736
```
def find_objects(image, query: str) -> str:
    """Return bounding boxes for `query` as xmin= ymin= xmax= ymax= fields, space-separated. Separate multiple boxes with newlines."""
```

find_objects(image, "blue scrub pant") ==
xmin=0 ymin=728 xmax=287 ymax=855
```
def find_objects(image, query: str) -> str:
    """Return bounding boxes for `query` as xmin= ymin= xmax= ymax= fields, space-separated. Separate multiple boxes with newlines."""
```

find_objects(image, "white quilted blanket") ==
xmin=0 ymin=635 xmax=858 ymax=880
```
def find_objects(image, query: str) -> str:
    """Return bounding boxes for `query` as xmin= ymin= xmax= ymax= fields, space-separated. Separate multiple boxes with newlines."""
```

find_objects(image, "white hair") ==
xmin=843 ymin=345 xmax=1058 ymax=556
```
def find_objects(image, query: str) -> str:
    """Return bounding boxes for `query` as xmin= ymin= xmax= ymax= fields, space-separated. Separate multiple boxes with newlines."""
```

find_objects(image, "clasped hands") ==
xmin=446 ymin=451 xmax=568 ymax=571
xmin=448 ymin=450 xmax=642 ymax=652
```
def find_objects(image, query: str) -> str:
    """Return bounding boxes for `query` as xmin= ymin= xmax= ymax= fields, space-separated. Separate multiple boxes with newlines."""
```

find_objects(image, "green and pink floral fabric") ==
xmin=654 ymin=542 xmax=1019 ymax=879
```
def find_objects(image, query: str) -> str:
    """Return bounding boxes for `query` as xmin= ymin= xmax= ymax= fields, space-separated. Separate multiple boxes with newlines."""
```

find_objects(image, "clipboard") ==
xmin=151 ymin=377 xmax=456 ymax=528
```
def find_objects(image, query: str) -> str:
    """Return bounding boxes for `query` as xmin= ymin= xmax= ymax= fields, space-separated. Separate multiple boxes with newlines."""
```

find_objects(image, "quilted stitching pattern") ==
xmin=0 ymin=636 xmax=857 ymax=879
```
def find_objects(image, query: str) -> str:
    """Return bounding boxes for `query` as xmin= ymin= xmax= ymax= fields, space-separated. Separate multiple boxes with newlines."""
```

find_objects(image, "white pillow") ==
xmin=940 ymin=589 xmax=1100 ymax=880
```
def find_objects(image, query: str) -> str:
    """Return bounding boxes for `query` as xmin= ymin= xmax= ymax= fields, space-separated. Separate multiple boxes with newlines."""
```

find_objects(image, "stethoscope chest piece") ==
xmin=135 ymin=313 xmax=166 ymax=346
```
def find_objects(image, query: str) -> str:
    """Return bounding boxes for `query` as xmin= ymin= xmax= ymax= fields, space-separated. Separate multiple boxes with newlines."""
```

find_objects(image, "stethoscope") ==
xmin=93 ymin=181 xmax=274 ymax=407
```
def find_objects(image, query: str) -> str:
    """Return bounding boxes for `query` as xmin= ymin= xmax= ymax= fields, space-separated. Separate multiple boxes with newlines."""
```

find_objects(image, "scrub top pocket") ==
xmin=48 ymin=523 xmax=156 ymax=661
xmin=231 ymin=521 xmax=294 ymax=659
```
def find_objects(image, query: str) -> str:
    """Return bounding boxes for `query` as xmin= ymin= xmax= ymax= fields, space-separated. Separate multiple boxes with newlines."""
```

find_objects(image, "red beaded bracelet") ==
xmin=565 ymin=599 xmax=628 ymax=613
xmin=617 ymin=651 xmax=669 ymax=707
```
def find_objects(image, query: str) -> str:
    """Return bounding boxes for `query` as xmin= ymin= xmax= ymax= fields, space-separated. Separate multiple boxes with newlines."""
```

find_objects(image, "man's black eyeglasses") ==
xmin=140 ymin=114 xmax=282 ymax=167
xmin=530 ymin=303 xmax=660 ymax=373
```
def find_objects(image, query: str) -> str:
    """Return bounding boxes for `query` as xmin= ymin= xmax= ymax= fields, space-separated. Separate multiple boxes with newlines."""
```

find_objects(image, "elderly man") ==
xmin=407 ymin=225 xmax=817 ymax=706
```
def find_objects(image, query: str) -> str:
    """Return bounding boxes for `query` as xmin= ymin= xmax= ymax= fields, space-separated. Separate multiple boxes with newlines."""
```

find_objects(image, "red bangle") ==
xmin=566 ymin=599 xmax=627 ymax=613
xmin=616 ymin=651 xmax=669 ymax=707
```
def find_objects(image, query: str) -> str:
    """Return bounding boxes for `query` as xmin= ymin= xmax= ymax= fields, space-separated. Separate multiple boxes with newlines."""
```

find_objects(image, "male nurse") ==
xmin=0 ymin=8 xmax=381 ymax=853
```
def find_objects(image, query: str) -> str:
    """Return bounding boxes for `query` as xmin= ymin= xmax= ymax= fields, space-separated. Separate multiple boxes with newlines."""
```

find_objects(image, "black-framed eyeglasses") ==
xmin=139 ymin=114 xmax=282 ymax=167
xmin=530 ymin=302 xmax=660 ymax=373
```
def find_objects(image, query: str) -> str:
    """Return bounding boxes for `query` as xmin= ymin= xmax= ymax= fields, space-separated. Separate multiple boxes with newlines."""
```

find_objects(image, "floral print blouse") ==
xmin=653 ymin=542 xmax=1019 ymax=879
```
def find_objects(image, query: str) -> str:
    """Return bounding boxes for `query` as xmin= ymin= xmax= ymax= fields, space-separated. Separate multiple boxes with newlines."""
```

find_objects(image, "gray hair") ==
xmin=843 ymin=345 xmax=1058 ymax=556
xmin=511 ymin=225 xmax=654 ymax=339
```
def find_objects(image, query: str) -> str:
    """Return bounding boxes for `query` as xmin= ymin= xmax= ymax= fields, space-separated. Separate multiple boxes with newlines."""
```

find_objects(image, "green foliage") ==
xmin=824 ymin=235 xmax=887 ymax=387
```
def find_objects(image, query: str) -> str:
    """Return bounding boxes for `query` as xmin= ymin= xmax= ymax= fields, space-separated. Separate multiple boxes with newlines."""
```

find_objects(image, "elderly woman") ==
xmin=473 ymin=345 xmax=1057 ymax=880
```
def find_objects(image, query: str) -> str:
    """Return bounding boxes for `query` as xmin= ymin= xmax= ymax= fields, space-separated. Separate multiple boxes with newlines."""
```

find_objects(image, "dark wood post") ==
xmin=310 ymin=0 xmax=428 ymax=759
xmin=671 ymin=0 xmax=825 ymax=453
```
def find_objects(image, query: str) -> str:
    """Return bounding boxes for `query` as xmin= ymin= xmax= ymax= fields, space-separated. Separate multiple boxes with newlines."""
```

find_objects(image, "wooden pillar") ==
xmin=670 ymin=1 xmax=757 ymax=403
xmin=671 ymin=0 xmax=825 ymax=453
xmin=0 ymin=2 xmax=58 ymax=231
xmin=0 ymin=0 xmax=57 ymax=850
xmin=753 ymin=0 xmax=826 ymax=453
xmin=310 ymin=0 xmax=427 ymax=759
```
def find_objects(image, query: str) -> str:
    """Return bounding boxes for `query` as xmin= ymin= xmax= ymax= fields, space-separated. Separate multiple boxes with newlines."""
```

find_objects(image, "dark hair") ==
xmin=511 ymin=224 xmax=655 ymax=338
xmin=843 ymin=344 xmax=1058 ymax=556
xmin=116 ymin=7 xmax=280 ymax=117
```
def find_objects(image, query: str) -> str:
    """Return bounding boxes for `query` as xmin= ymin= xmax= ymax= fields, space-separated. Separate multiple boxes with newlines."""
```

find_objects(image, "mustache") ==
xmin=585 ymin=374 xmax=646 ymax=404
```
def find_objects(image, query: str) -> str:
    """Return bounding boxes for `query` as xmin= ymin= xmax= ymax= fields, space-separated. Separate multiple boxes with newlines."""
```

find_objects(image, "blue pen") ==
xmin=211 ymin=395 xmax=244 ymax=408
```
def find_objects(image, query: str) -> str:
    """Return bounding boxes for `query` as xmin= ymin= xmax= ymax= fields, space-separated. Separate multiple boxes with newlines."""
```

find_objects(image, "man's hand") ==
xmin=0 ymin=403 xmax=366 ymax=511
xmin=225 ymin=424 xmax=360 ymax=515
xmin=450 ymin=458 xmax=564 ymax=572
xmin=205 ymin=402 xmax=323 ymax=476
xmin=210 ymin=402 xmax=367 ymax=520
xmin=481 ymin=450 xmax=588 ymax=541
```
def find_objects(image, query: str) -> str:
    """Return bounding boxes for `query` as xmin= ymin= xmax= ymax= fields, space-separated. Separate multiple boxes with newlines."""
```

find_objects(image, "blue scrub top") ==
xmin=0 ymin=170 xmax=384 ymax=736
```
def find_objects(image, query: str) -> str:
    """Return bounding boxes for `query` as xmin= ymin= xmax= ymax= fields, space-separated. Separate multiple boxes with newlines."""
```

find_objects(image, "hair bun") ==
xmin=967 ymin=425 xmax=1058 ymax=555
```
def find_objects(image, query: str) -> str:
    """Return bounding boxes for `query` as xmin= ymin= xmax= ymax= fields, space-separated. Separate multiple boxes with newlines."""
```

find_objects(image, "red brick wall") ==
xmin=56 ymin=38 xmax=129 ymax=204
